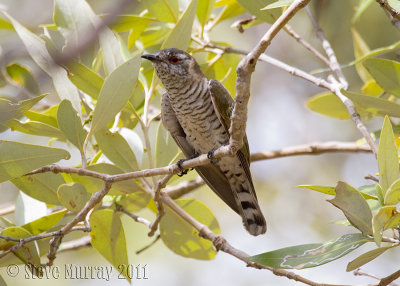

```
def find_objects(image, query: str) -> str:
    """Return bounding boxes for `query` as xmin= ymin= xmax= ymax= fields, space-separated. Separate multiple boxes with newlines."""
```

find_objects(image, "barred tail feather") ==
xmin=236 ymin=190 xmax=267 ymax=236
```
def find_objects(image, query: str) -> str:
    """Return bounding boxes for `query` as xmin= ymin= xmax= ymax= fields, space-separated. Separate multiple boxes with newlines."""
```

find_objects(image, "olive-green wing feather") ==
xmin=208 ymin=80 xmax=256 ymax=192
xmin=161 ymin=92 xmax=240 ymax=213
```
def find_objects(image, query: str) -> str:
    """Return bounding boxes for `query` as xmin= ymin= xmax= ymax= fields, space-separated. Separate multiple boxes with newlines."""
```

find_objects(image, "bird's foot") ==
xmin=207 ymin=147 xmax=220 ymax=164
xmin=176 ymin=159 xmax=188 ymax=177
xmin=176 ymin=153 xmax=199 ymax=176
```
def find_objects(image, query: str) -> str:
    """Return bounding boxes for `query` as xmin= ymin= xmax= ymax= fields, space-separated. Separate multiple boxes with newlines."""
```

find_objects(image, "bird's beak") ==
xmin=141 ymin=54 xmax=161 ymax=62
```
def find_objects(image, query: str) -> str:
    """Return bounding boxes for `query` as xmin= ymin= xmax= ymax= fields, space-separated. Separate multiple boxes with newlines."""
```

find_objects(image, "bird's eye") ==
xmin=169 ymin=56 xmax=180 ymax=64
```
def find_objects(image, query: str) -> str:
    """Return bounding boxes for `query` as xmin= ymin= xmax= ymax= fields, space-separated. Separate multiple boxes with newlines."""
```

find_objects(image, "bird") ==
xmin=141 ymin=48 xmax=266 ymax=236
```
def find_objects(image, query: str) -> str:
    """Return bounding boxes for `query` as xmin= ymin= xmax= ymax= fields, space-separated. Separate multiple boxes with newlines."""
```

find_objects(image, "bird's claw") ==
xmin=207 ymin=147 xmax=220 ymax=164
xmin=176 ymin=159 xmax=188 ymax=177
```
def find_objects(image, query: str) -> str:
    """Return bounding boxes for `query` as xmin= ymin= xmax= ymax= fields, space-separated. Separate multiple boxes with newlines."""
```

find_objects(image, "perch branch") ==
xmin=229 ymin=0 xmax=311 ymax=153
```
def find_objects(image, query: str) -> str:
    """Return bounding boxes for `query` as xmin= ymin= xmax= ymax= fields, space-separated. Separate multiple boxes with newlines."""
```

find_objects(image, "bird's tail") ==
xmin=218 ymin=157 xmax=267 ymax=236
xmin=235 ymin=186 xmax=267 ymax=236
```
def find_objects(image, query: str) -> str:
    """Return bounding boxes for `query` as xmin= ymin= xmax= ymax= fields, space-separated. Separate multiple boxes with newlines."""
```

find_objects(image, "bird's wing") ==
xmin=161 ymin=92 xmax=240 ymax=213
xmin=208 ymin=79 xmax=256 ymax=193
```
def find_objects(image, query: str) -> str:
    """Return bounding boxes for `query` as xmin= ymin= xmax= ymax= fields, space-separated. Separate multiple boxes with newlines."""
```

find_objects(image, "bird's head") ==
xmin=141 ymin=48 xmax=204 ymax=88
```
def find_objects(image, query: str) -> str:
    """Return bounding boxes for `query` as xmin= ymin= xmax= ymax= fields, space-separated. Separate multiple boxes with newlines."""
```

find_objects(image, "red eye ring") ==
xmin=169 ymin=56 xmax=180 ymax=64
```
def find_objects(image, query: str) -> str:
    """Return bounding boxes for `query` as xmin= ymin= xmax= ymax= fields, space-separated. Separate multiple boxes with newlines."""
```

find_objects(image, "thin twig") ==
xmin=0 ymin=203 xmax=15 ymax=216
xmin=202 ymin=43 xmax=332 ymax=89
xmin=354 ymin=268 xmax=381 ymax=281
xmin=283 ymin=23 xmax=330 ymax=66
xmin=305 ymin=7 xmax=348 ymax=88
xmin=231 ymin=16 xmax=257 ymax=33
xmin=329 ymin=77 xmax=378 ymax=157
xmin=59 ymin=236 xmax=92 ymax=253
xmin=165 ymin=176 xmax=205 ymax=199
xmin=116 ymin=205 xmax=152 ymax=228
xmin=376 ymin=0 xmax=400 ymax=21
xmin=46 ymin=181 xmax=113 ymax=266
xmin=27 ymin=142 xmax=372 ymax=184
xmin=0 ymin=226 xmax=90 ymax=259
xmin=305 ymin=8 xmax=378 ymax=157
xmin=136 ymin=235 xmax=161 ymax=255
xmin=148 ymin=174 xmax=173 ymax=237
xmin=365 ymin=174 xmax=379 ymax=183
xmin=251 ymin=142 xmax=371 ymax=161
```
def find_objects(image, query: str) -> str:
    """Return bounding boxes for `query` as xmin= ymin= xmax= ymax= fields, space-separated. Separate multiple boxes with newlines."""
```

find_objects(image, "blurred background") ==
xmin=0 ymin=0 xmax=399 ymax=285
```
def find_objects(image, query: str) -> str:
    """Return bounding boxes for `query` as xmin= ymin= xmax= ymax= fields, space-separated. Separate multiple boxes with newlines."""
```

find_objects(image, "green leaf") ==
xmin=160 ymin=198 xmax=220 ymax=260
xmin=21 ymin=210 xmax=67 ymax=235
xmin=363 ymin=58 xmax=400 ymax=97
xmin=57 ymin=183 xmax=88 ymax=213
xmin=90 ymin=209 xmax=130 ymax=282
xmin=297 ymin=185 xmax=377 ymax=200
xmin=6 ymin=63 xmax=40 ymax=95
xmin=106 ymin=15 xmax=157 ymax=33
xmin=140 ymin=25 xmax=171 ymax=48
xmin=237 ymin=0 xmax=281 ymax=24
xmin=66 ymin=61 xmax=104 ymax=99
xmin=95 ymin=129 xmax=138 ymax=172
xmin=347 ymin=245 xmax=393 ymax=271
xmin=345 ymin=41 xmax=400 ymax=70
xmin=57 ymin=99 xmax=87 ymax=151
xmin=298 ymin=185 xmax=336 ymax=195
xmin=248 ymin=233 xmax=369 ymax=269
xmin=197 ymin=0 xmax=216 ymax=27
xmin=0 ymin=18 xmax=13 ymax=29
xmin=328 ymin=181 xmax=373 ymax=235
xmin=4 ymin=12 xmax=81 ymax=114
xmin=0 ymin=94 xmax=46 ymax=125
xmin=212 ymin=52 xmax=240 ymax=95
xmin=0 ymin=227 xmax=41 ymax=275
xmin=0 ymin=274 xmax=6 ymax=286
xmin=98 ymin=28 xmax=124 ymax=76
xmin=89 ymin=54 xmax=141 ymax=138
xmin=342 ymin=90 xmax=400 ymax=118
xmin=361 ymin=79 xmax=383 ymax=97
xmin=372 ymin=206 xmax=397 ymax=246
xmin=262 ymin=0 xmax=294 ymax=9
xmin=145 ymin=0 xmax=179 ymax=23
xmin=213 ymin=0 xmax=245 ymax=25
xmin=161 ymin=0 xmax=198 ymax=50
xmin=155 ymin=122 xmax=179 ymax=168
xmin=115 ymin=192 xmax=151 ymax=212
xmin=25 ymin=109 xmax=58 ymax=128
xmin=54 ymin=0 xmax=98 ymax=66
xmin=384 ymin=179 xmax=400 ymax=208
xmin=305 ymin=92 xmax=350 ymax=119
xmin=11 ymin=173 xmax=65 ymax=205
xmin=0 ymin=141 xmax=70 ymax=183
xmin=6 ymin=120 xmax=65 ymax=139
xmin=378 ymin=116 xmax=399 ymax=194
xmin=70 ymin=163 xmax=142 ymax=195
xmin=352 ymin=0 xmax=373 ymax=23
xmin=351 ymin=29 xmax=372 ymax=83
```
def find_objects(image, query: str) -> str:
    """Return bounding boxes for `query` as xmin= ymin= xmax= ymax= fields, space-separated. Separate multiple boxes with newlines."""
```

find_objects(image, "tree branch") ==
xmin=160 ymin=192 xmax=344 ymax=286
xmin=376 ymin=0 xmax=400 ymax=21
xmin=229 ymin=0 xmax=311 ymax=152
xmin=46 ymin=181 xmax=112 ymax=266
xmin=306 ymin=8 xmax=378 ymax=157
xmin=250 ymin=141 xmax=371 ymax=161
xmin=0 ymin=226 xmax=90 ymax=259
